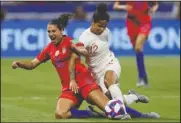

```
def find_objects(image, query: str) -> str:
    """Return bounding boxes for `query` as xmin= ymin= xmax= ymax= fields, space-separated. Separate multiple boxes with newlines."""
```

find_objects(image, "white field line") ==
xmin=1 ymin=95 xmax=180 ymax=100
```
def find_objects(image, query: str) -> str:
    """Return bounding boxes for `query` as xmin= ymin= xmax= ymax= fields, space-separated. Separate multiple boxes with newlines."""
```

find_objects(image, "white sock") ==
xmin=108 ymin=84 xmax=124 ymax=100
xmin=108 ymin=84 xmax=127 ymax=114
xmin=123 ymin=94 xmax=138 ymax=105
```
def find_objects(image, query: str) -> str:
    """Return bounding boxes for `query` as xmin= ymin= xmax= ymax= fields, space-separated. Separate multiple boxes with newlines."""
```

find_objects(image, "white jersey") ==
xmin=79 ymin=27 xmax=116 ymax=76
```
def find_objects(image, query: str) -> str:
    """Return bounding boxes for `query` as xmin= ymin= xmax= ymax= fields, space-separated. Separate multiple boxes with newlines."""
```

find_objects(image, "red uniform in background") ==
xmin=36 ymin=36 xmax=99 ymax=106
xmin=126 ymin=1 xmax=152 ymax=46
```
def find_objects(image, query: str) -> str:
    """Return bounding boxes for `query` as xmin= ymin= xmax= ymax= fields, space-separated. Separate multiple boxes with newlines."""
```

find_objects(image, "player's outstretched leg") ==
xmin=125 ymin=106 xmax=160 ymax=119
xmin=87 ymin=105 xmax=131 ymax=120
xmin=128 ymin=89 xmax=149 ymax=103
xmin=122 ymin=90 xmax=149 ymax=105
xmin=86 ymin=105 xmax=106 ymax=118
xmin=141 ymin=112 xmax=160 ymax=118
xmin=55 ymin=92 xmax=98 ymax=119
xmin=86 ymin=105 xmax=160 ymax=119
xmin=86 ymin=88 xmax=131 ymax=120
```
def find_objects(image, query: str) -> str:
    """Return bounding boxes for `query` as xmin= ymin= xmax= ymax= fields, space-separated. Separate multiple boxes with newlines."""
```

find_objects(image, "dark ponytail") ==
xmin=97 ymin=2 xmax=108 ymax=14
xmin=93 ymin=3 xmax=110 ymax=22
xmin=49 ymin=13 xmax=73 ymax=30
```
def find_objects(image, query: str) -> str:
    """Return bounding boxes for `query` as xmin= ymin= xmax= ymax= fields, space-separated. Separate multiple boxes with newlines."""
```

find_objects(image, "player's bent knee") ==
xmin=134 ymin=46 xmax=142 ymax=53
xmin=55 ymin=111 xmax=69 ymax=119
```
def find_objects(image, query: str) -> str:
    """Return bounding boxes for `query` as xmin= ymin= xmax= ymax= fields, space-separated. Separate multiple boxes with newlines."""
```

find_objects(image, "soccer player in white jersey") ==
xmin=70 ymin=3 xmax=160 ymax=119
xmin=73 ymin=3 xmax=138 ymax=107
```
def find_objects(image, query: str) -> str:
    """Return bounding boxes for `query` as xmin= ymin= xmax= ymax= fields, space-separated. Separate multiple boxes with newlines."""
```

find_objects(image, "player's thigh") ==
xmin=87 ymin=88 xmax=109 ymax=111
xmin=134 ymin=34 xmax=148 ymax=52
xmin=78 ymin=72 xmax=100 ymax=100
xmin=78 ymin=72 xmax=109 ymax=110
xmin=139 ymin=22 xmax=151 ymax=37
xmin=135 ymin=34 xmax=148 ymax=45
xmin=135 ymin=22 xmax=151 ymax=51
xmin=98 ymin=75 xmax=108 ymax=94
xmin=104 ymin=59 xmax=121 ymax=86
xmin=126 ymin=19 xmax=139 ymax=46
xmin=126 ymin=19 xmax=139 ymax=35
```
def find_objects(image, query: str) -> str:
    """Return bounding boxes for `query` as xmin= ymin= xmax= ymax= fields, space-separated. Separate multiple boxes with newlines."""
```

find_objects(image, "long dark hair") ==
xmin=93 ymin=3 xmax=110 ymax=23
xmin=49 ymin=13 xmax=73 ymax=30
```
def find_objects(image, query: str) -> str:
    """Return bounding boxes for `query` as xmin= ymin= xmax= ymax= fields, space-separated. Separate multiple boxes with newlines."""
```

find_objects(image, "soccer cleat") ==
xmin=86 ymin=106 xmax=100 ymax=117
xmin=136 ymin=79 xmax=145 ymax=87
xmin=86 ymin=105 xmax=106 ymax=118
xmin=137 ymin=76 xmax=149 ymax=88
xmin=142 ymin=76 xmax=149 ymax=88
xmin=120 ymin=114 xmax=131 ymax=120
xmin=128 ymin=89 xmax=149 ymax=103
xmin=141 ymin=112 xmax=160 ymax=119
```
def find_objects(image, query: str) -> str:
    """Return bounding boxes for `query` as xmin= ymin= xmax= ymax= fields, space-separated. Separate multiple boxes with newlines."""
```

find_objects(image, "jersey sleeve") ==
xmin=78 ymin=33 xmax=91 ymax=48
xmin=36 ymin=44 xmax=50 ymax=63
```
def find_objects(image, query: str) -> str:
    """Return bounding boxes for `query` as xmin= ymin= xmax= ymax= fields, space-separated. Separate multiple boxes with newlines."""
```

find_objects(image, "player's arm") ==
xmin=12 ymin=44 xmax=50 ymax=70
xmin=69 ymin=52 xmax=78 ymax=81
xmin=12 ymin=58 xmax=41 ymax=70
xmin=71 ymin=43 xmax=89 ymax=57
xmin=113 ymin=0 xmax=132 ymax=11
xmin=149 ymin=1 xmax=159 ymax=14
xmin=69 ymin=52 xmax=79 ymax=93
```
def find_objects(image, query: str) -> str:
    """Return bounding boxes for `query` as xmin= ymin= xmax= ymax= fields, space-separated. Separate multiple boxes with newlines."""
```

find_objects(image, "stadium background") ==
xmin=1 ymin=1 xmax=180 ymax=122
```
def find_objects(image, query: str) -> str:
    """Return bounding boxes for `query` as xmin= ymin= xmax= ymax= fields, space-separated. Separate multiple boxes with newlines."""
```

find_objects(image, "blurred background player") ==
xmin=73 ymin=5 xmax=87 ymax=21
xmin=11 ymin=14 xmax=119 ymax=119
xmin=113 ymin=1 xmax=159 ymax=87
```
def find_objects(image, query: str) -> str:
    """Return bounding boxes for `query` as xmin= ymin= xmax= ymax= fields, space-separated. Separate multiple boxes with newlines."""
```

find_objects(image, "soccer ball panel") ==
xmin=104 ymin=99 xmax=125 ymax=119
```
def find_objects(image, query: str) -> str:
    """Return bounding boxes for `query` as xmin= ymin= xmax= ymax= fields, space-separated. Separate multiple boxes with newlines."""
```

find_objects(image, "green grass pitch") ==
xmin=1 ymin=56 xmax=180 ymax=122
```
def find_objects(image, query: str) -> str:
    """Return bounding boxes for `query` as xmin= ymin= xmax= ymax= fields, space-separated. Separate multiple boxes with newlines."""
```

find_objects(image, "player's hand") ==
xmin=69 ymin=79 xmax=79 ymax=94
xmin=12 ymin=61 xmax=21 ymax=69
xmin=71 ymin=44 xmax=79 ymax=52
xmin=71 ymin=44 xmax=76 ymax=49
xmin=126 ymin=5 xmax=133 ymax=11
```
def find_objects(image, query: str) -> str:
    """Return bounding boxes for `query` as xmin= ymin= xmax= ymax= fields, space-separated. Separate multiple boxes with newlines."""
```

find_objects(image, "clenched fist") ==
xmin=12 ymin=61 xmax=21 ymax=69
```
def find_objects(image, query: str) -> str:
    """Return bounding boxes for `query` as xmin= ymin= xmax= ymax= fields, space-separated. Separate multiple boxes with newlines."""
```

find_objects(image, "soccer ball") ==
xmin=104 ymin=99 xmax=126 ymax=119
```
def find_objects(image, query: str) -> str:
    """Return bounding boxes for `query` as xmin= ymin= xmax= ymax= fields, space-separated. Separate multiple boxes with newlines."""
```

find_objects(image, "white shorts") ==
xmin=95 ymin=58 xmax=121 ymax=93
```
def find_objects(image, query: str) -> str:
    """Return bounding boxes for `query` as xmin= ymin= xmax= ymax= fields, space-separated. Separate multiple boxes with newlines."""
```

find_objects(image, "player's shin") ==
xmin=136 ymin=51 xmax=147 ymax=80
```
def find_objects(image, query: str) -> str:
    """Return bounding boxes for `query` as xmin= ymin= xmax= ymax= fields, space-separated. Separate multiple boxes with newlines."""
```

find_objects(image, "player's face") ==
xmin=47 ymin=24 xmax=63 ymax=45
xmin=92 ymin=20 xmax=108 ymax=35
